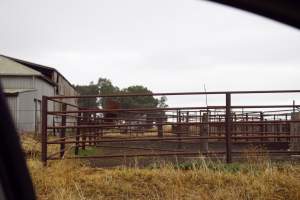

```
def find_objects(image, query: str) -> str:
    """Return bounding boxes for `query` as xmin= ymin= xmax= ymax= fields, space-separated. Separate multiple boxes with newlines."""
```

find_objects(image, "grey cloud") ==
xmin=1 ymin=0 xmax=300 ymax=106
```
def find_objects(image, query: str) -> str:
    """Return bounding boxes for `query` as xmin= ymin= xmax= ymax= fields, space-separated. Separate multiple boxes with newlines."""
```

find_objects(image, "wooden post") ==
xmin=60 ymin=103 xmax=67 ymax=158
xmin=41 ymin=96 xmax=48 ymax=166
xmin=225 ymin=93 xmax=232 ymax=163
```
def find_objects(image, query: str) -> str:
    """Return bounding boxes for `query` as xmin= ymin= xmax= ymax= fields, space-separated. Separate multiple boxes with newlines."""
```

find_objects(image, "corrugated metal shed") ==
xmin=0 ymin=55 xmax=77 ymax=133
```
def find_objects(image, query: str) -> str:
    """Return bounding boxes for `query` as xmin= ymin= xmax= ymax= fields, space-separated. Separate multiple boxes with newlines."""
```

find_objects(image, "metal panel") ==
xmin=3 ymin=77 xmax=55 ymax=133
xmin=0 ymin=76 xmax=34 ymax=89
xmin=34 ymin=77 xmax=55 ymax=100
xmin=34 ymin=78 xmax=55 ymax=132
xmin=18 ymin=91 xmax=36 ymax=132
xmin=6 ymin=96 xmax=19 ymax=129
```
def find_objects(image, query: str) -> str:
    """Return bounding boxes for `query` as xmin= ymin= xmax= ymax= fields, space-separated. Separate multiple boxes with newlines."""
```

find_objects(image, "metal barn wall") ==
xmin=56 ymin=73 xmax=77 ymax=96
xmin=1 ymin=76 xmax=55 ymax=133
xmin=34 ymin=77 xmax=55 ymax=101
xmin=56 ymin=74 xmax=78 ymax=104
xmin=17 ymin=90 xmax=36 ymax=132
xmin=1 ymin=60 xmax=78 ymax=133
xmin=0 ymin=76 xmax=34 ymax=89
xmin=6 ymin=96 xmax=19 ymax=129
xmin=34 ymin=78 xmax=55 ymax=134
xmin=54 ymin=73 xmax=78 ymax=127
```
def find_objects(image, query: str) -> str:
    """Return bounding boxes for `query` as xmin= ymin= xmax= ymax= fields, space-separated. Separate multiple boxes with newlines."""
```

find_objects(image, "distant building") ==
xmin=0 ymin=55 xmax=78 ymax=133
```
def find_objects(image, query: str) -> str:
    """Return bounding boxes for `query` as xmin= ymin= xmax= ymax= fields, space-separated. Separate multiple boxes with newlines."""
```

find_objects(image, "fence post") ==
xmin=93 ymin=113 xmax=97 ymax=146
xmin=260 ymin=112 xmax=264 ymax=142
xmin=157 ymin=111 xmax=163 ymax=137
xmin=41 ymin=96 xmax=48 ymax=166
xmin=88 ymin=112 xmax=92 ymax=146
xmin=60 ymin=103 xmax=67 ymax=158
xmin=200 ymin=113 xmax=209 ymax=153
xmin=186 ymin=111 xmax=189 ymax=135
xmin=75 ymin=111 xmax=81 ymax=155
xmin=218 ymin=115 xmax=222 ymax=136
xmin=82 ymin=113 xmax=86 ymax=150
xmin=177 ymin=110 xmax=182 ymax=149
xmin=225 ymin=93 xmax=232 ymax=163
xmin=245 ymin=113 xmax=249 ymax=142
xmin=234 ymin=113 xmax=237 ymax=142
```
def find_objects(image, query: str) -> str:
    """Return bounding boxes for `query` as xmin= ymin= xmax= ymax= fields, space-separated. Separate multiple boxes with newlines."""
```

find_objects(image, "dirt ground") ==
xmin=84 ymin=139 xmax=290 ymax=167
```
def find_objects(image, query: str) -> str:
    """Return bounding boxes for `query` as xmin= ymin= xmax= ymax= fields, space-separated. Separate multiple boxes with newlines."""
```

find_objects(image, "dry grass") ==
xmin=28 ymin=159 xmax=300 ymax=200
xmin=22 ymin=135 xmax=300 ymax=200
xmin=20 ymin=134 xmax=61 ymax=159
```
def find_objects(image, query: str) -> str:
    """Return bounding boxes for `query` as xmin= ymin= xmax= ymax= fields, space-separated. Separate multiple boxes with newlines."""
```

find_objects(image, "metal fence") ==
xmin=41 ymin=90 xmax=300 ymax=166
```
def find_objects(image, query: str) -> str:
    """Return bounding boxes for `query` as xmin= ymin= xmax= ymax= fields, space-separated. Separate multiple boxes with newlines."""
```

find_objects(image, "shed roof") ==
xmin=0 ymin=56 xmax=42 ymax=76
xmin=1 ymin=55 xmax=77 ymax=91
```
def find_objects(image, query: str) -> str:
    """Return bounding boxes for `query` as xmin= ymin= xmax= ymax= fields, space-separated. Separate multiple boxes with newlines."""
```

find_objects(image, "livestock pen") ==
xmin=41 ymin=90 xmax=300 ymax=166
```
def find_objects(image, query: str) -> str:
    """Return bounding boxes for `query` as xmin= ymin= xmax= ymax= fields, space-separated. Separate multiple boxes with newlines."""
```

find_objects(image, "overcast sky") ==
xmin=1 ymin=0 xmax=300 ymax=106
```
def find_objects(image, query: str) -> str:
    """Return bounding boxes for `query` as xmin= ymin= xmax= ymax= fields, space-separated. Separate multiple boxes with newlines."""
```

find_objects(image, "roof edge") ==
xmin=0 ymin=55 xmax=77 ymax=91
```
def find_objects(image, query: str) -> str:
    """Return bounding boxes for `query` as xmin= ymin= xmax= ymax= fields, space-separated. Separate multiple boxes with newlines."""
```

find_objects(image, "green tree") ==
xmin=119 ymin=85 xmax=158 ymax=109
xmin=75 ymin=82 xmax=99 ymax=108
xmin=75 ymin=78 xmax=168 ymax=110
xmin=97 ymin=78 xmax=120 ymax=108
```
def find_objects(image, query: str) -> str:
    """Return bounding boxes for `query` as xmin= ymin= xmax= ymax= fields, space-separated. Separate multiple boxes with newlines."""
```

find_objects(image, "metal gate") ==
xmin=41 ymin=90 xmax=300 ymax=166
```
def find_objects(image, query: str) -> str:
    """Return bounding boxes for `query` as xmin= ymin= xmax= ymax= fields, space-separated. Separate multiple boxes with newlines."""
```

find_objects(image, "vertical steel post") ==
xmin=93 ymin=113 xmax=98 ymax=146
xmin=88 ymin=112 xmax=92 ymax=146
xmin=82 ymin=113 xmax=86 ymax=150
xmin=157 ymin=111 xmax=163 ymax=137
xmin=260 ymin=112 xmax=264 ymax=142
xmin=285 ymin=114 xmax=288 ymax=138
xmin=177 ymin=110 xmax=182 ymax=149
xmin=274 ymin=114 xmax=278 ymax=142
xmin=245 ymin=113 xmax=249 ymax=142
xmin=60 ymin=103 xmax=67 ymax=158
xmin=186 ymin=111 xmax=189 ymax=123
xmin=186 ymin=111 xmax=189 ymax=135
xmin=200 ymin=113 xmax=209 ymax=153
xmin=225 ymin=93 xmax=232 ymax=163
xmin=75 ymin=111 xmax=81 ymax=155
xmin=218 ymin=115 xmax=221 ymax=136
xmin=234 ymin=113 xmax=237 ymax=141
xmin=293 ymin=100 xmax=295 ymax=113
xmin=41 ymin=96 xmax=48 ymax=166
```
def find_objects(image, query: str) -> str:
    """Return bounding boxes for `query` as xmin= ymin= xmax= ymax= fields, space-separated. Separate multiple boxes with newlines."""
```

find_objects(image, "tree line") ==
xmin=74 ymin=77 xmax=168 ymax=109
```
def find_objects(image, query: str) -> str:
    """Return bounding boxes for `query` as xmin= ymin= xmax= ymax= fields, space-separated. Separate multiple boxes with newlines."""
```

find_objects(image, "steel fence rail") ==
xmin=41 ymin=90 xmax=300 ymax=166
